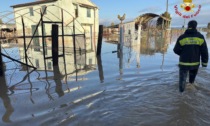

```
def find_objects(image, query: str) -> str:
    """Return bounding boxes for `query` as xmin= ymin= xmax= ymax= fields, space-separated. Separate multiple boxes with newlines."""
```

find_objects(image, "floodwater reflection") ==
xmin=1 ymin=29 xmax=210 ymax=125
xmin=96 ymin=55 xmax=104 ymax=83
xmin=0 ymin=74 xmax=14 ymax=123
xmin=53 ymin=66 xmax=64 ymax=97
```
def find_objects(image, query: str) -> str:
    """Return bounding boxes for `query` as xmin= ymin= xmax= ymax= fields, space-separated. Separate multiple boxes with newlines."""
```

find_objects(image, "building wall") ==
xmin=13 ymin=0 xmax=99 ymax=51
xmin=121 ymin=21 xmax=139 ymax=46
xmin=122 ymin=21 xmax=136 ymax=36
xmin=14 ymin=2 xmax=60 ymax=36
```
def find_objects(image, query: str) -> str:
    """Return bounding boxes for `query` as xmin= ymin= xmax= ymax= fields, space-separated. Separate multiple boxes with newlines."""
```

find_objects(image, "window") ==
xmin=35 ymin=59 xmax=40 ymax=68
xmin=87 ymin=8 xmax=91 ymax=18
xmin=89 ymin=58 xmax=92 ymax=65
xmin=74 ymin=4 xmax=78 ymax=17
xmin=41 ymin=5 xmax=47 ymax=15
xmin=29 ymin=7 xmax=34 ymax=16
xmin=31 ymin=25 xmax=40 ymax=51
xmin=128 ymin=30 xmax=131 ymax=34
xmin=48 ymin=62 xmax=52 ymax=70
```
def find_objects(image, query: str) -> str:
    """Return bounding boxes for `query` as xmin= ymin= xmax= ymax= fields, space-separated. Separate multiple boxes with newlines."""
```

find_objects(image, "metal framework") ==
xmin=0 ymin=5 xmax=87 ymax=70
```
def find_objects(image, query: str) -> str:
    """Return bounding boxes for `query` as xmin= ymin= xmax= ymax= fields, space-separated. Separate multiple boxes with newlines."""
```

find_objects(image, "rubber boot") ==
xmin=179 ymin=69 xmax=188 ymax=92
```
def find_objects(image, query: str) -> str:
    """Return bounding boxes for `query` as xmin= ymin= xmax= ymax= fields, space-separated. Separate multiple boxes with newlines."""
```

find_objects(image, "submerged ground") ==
xmin=0 ymin=30 xmax=210 ymax=126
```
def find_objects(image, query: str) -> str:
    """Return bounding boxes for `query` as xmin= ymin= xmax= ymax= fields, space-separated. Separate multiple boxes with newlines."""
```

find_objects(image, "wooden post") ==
xmin=52 ymin=24 xmax=59 ymax=66
xmin=97 ymin=25 xmax=103 ymax=56
xmin=97 ymin=55 xmax=104 ymax=82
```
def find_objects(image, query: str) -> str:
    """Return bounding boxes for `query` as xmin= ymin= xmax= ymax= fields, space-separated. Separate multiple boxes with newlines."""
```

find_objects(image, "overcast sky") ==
xmin=1 ymin=0 xmax=210 ymax=27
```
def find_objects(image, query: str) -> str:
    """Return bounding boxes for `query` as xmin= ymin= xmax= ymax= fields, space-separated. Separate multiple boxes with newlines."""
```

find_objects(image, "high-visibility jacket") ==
xmin=173 ymin=28 xmax=209 ymax=70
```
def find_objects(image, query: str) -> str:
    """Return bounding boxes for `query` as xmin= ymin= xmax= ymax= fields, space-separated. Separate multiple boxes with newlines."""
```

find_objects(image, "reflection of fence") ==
xmin=105 ymin=25 xmax=184 ymax=56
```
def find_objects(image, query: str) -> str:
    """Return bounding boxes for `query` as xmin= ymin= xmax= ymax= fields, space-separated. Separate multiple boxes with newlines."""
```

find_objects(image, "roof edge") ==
xmin=11 ymin=0 xmax=57 ymax=8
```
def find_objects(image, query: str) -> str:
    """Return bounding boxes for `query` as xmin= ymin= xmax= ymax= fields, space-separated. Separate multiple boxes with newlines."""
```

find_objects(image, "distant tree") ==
xmin=111 ymin=22 xmax=115 ymax=26
xmin=0 ymin=19 xmax=3 ymax=24
xmin=208 ymin=23 xmax=210 ymax=29
xmin=110 ymin=22 xmax=115 ymax=33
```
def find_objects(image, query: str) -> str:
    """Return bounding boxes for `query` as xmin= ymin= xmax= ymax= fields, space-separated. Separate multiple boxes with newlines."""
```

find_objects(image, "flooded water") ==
xmin=1 ymin=30 xmax=210 ymax=126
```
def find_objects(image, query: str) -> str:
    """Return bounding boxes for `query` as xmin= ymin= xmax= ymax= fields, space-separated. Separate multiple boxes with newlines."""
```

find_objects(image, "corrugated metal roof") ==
xmin=11 ymin=0 xmax=57 ymax=8
xmin=135 ymin=13 xmax=171 ymax=24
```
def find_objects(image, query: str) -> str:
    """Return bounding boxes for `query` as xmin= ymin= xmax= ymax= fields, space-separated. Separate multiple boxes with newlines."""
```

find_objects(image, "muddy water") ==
xmin=1 ymin=30 xmax=210 ymax=126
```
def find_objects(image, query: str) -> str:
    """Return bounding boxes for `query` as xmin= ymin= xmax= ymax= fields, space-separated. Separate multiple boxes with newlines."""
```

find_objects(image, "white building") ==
xmin=11 ymin=0 xmax=99 ymax=51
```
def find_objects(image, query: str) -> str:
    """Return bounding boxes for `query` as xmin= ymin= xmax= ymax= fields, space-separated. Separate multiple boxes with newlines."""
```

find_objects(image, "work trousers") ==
xmin=179 ymin=69 xmax=198 ymax=92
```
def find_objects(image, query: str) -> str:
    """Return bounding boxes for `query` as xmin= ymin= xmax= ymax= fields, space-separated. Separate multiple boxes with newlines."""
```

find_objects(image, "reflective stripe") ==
xmin=179 ymin=37 xmax=204 ymax=46
xmin=179 ymin=62 xmax=200 ymax=66
xmin=202 ymin=62 xmax=208 ymax=66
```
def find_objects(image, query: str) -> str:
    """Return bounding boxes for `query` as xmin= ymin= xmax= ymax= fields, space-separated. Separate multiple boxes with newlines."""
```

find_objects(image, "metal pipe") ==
xmin=73 ymin=19 xmax=76 ymax=65
xmin=21 ymin=16 xmax=28 ymax=67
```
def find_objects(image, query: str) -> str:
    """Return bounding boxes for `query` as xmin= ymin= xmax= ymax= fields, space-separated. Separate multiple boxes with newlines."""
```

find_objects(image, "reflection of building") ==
xmin=104 ymin=34 xmax=118 ymax=43
xmin=115 ymin=29 xmax=172 ymax=71
xmin=19 ymin=45 xmax=96 ymax=81
xmin=103 ymin=24 xmax=119 ymax=43
xmin=11 ymin=0 xmax=99 ymax=51
xmin=140 ymin=29 xmax=171 ymax=55
xmin=206 ymin=32 xmax=210 ymax=39
xmin=206 ymin=23 xmax=210 ymax=39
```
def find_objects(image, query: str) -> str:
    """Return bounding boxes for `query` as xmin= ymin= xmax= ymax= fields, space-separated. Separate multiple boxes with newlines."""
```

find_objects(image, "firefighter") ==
xmin=173 ymin=20 xmax=209 ymax=92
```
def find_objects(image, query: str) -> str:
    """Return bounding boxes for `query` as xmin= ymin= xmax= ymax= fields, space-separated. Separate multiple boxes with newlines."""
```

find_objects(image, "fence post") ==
xmin=119 ymin=24 xmax=124 ymax=50
xmin=52 ymin=24 xmax=59 ymax=66
xmin=97 ymin=55 xmax=104 ymax=82
xmin=97 ymin=25 xmax=103 ymax=56
xmin=73 ymin=20 xmax=77 ymax=65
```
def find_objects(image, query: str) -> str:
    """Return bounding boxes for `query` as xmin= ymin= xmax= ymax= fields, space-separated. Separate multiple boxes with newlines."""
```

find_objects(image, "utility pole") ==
xmin=182 ymin=18 xmax=186 ymax=29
